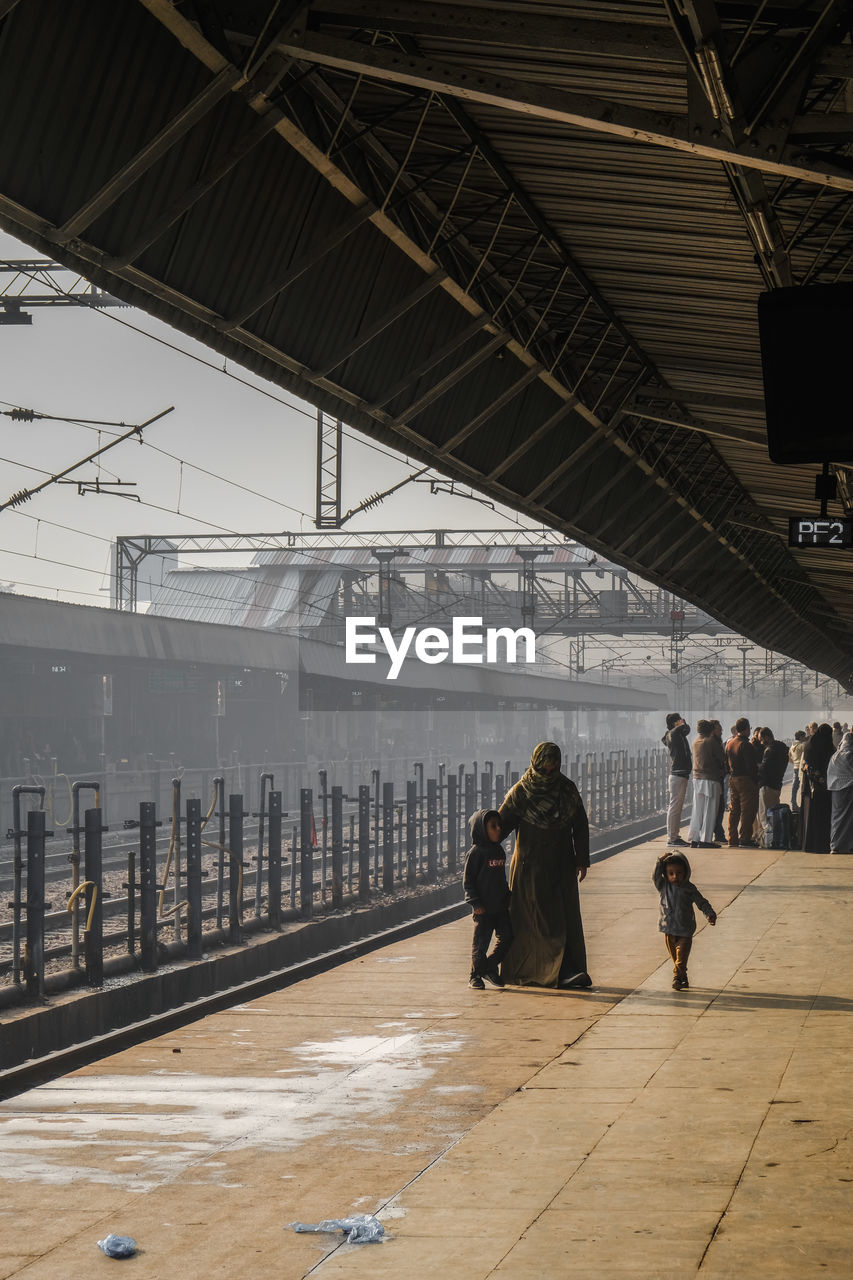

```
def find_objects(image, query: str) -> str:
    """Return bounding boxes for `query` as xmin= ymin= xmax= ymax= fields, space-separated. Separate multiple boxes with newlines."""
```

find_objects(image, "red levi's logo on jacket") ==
xmin=488 ymin=858 xmax=505 ymax=868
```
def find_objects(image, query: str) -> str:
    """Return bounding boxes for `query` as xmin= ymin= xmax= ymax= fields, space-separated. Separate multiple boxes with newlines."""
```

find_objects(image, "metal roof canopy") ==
xmin=1 ymin=1 xmax=852 ymax=684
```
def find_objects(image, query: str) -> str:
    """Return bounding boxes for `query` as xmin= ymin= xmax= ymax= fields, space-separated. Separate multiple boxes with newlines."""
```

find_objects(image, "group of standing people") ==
xmin=662 ymin=712 xmax=853 ymax=855
xmin=464 ymin=737 xmax=719 ymax=999
xmin=461 ymin=719 xmax=853 ymax=1000
xmin=791 ymin=720 xmax=853 ymax=856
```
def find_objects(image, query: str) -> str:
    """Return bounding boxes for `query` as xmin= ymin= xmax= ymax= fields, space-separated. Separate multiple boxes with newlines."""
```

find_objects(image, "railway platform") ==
xmin=1 ymin=834 xmax=852 ymax=1279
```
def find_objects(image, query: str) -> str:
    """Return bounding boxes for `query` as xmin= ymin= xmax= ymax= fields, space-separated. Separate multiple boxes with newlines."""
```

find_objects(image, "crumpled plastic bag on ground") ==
xmin=289 ymin=1215 xmax=385 ymax=1243
xmin=97 ymin=1233 xmax=138 ymax=1258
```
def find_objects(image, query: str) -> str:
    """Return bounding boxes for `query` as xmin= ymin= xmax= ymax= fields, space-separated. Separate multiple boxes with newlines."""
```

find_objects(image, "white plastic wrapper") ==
xmin=290 ymin=1214 xmax=385 ymax=1243
xmin=96 ymin=1234 xmax=138 ymax=1259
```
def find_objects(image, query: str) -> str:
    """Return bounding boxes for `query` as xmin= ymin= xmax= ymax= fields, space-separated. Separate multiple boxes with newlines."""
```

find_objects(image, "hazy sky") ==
xmin=2 ymin=230 xmax=804 ymax=700
xmin=0 ymin=230 xmax=541 ymax=608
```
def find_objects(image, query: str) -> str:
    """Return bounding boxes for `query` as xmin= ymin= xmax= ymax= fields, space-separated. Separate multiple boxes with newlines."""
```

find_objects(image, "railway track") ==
xmin=0 ymin=818 xmax=269 ymax=896
xmin=0 ymin=823 xmax=439 ymax=976
xmin=0 ymin=848 xmax=431 ymax=975
xmin=0 ymin=795 xmax=449 ymax=913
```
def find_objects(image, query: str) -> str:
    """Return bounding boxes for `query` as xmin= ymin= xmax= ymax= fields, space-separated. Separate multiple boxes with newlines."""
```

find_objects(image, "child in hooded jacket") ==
xmin=652 ymin=850 xmax=716 ymax=990
xmin=463 ymin=807 xmax=512 ymax=990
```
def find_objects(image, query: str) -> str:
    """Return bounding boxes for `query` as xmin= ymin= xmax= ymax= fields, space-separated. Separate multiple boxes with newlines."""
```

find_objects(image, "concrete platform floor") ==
xmin=1 ymin=837 xmax=852 ymax=1279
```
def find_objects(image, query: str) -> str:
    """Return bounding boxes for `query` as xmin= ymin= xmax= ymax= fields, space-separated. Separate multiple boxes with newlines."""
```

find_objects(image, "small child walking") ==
xmin=652 ymin=851 xmax=716 ymax=990
xmin=463 ymin=808 xmax=512 ymax=989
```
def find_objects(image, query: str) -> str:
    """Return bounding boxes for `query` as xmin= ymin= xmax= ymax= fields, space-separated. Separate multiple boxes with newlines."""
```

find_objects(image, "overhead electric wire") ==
xmin=0 ymin=407 xmax=174 ymax=514
xmin=0 ymin=264 xmax=536 ymax=511
xmin=0 ymin=269 xmax=603 ymax=619
xmin=1 ymin=422 xmax=544 ymax=624
xmin=0 ymin=396 xmax=315 ymax=523
xmin=0 ymin=400 xmax=729 ymax=656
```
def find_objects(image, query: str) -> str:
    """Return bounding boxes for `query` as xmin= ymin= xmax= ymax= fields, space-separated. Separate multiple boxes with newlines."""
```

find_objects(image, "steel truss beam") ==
xmin=672 ymin=0 xmax=853 ymax=288
xmin=275 ymin=29 xmax=853 ymax=192
xmin=281 ymin=46 xmax=659 ymax=387
xmin=310 ymin=2 xmax=686 ymax=63
xmin=297 ymin=1 xmax=853 ymax=288
xmin=114 ymin=524 xmax=725 ymax=638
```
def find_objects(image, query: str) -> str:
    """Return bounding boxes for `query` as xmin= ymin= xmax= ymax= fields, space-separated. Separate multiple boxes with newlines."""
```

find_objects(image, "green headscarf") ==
xmin=514 ymin=741 xmax=579 ymax=828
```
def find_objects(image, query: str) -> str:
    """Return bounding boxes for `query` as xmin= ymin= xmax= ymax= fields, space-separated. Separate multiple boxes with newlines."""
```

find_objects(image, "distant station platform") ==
xmin=1 ymin=836 xmax=851 ymax=1278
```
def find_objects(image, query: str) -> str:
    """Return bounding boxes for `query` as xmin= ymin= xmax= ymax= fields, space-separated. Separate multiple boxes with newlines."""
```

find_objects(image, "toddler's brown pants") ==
xmin=665 ymin=934 xmax=692 ymax=983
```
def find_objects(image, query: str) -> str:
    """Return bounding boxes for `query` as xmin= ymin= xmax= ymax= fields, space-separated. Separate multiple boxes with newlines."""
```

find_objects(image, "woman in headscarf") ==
xmin=827 ymin=731 xmax=853 ymax=854
xmin=802 ymin=722 xmax=834 ymax=854
xmin=498 ymin=741 xmax=591 ymax=989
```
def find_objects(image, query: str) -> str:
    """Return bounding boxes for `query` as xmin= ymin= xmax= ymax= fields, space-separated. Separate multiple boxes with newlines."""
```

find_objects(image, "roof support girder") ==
xmin=309 ymin=1 xmax=685 ymax=62
xmin=274 ymin=29 xmax=853 ymax=192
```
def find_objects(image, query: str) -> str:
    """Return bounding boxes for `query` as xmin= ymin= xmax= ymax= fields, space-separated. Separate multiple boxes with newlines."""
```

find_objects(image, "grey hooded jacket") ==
xmin=652 ymin=854 xmax=715 ymax=937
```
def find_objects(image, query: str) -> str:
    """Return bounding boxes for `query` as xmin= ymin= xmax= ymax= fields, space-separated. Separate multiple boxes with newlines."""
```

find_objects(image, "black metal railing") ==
xmin=2 ymin=749 xmax=668 ymax=997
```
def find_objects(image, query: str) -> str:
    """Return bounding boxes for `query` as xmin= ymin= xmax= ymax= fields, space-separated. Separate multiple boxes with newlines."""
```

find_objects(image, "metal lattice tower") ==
xmin=315 ymin=409 xmax=343 ymax=529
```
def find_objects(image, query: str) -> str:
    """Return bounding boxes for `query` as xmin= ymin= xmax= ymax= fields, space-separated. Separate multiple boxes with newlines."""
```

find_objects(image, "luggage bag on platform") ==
xmin=765 ymin=803 xmax=793 ymax=849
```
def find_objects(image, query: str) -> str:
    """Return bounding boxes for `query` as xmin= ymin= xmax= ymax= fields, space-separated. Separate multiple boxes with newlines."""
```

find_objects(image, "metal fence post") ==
xmin=126 ymin=838 xmax=136 ymax=960
xmin=319 ymin=766 xmax=329 ymax=862
xmin=331 ymin=785 xmax=343 ymax=909
xmin=382 ymin=781 xmax=394 ymax=892
xmin=414 ymin=761 xmax=424 ymax=869
xmin=480 ymin=771 xmax=491 ymax=811
xmin=372 ymin=768 xmax=381 ymax=884
xmin=438 ymin=761 xmax=445 ymax=832
xmin=406 ymin=780 xmax=417 ymax=888
xmin=300 ymin=788 xmax=314 ymax=919
xmin=69 ymin=780 xmax=99 ymax=969
xmin=170 ymin=776 xmax=182 ymax=942
xmin=358 ymin=784 xmax=371 ymax=901
xmin=139 ymin=800 xmax=158 ymax=972
xmin=256 ymin=771 xmax=273 ymax=919
xmin=24 ymin=809 xmax=47 ymax=999
xmin=464 ymin=772 xmax=476 ymax=826
xmin=427 ymin=778 xmax=438 ymax=881
xmin=318 ymin=770 xmax=329 ymax=903
xmin=84 ymin=806 xmax=104 ymax=988
xmin=606 ymin=756 xmax=613 ymax=824
xmin=12 ymin=784 xmax=44 ymax=986
xmin=268 ymin=791 xmax=282 ymax=928
xmin=446 ymin=773 xmax=458 ymax=874
xmin=186 ymin=798 xmax=203 ymax=961
xmin=229 ymin=792 xmax=244 ymax=942
xmin=396 ymin=805 xmax=404 ymax=879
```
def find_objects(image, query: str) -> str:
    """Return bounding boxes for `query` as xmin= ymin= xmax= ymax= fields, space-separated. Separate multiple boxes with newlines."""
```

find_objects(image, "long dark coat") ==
xmin=498 ymin=777 xmax=590 ymax=987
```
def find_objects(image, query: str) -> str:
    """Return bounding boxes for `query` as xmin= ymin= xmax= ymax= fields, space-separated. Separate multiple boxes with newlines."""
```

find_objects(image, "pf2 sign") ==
xmin=787 ymin=516 xmax=853 ymax=548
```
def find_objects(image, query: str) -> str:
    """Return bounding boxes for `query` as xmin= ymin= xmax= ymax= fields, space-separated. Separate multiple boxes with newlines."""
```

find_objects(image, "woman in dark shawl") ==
xmin=498 ymin=742 xmax=591 ymax=989
xmin=802 ymin=723 xmax=834 ymax=854
xmin=827 ymin=731 xmax=853 ymax=854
